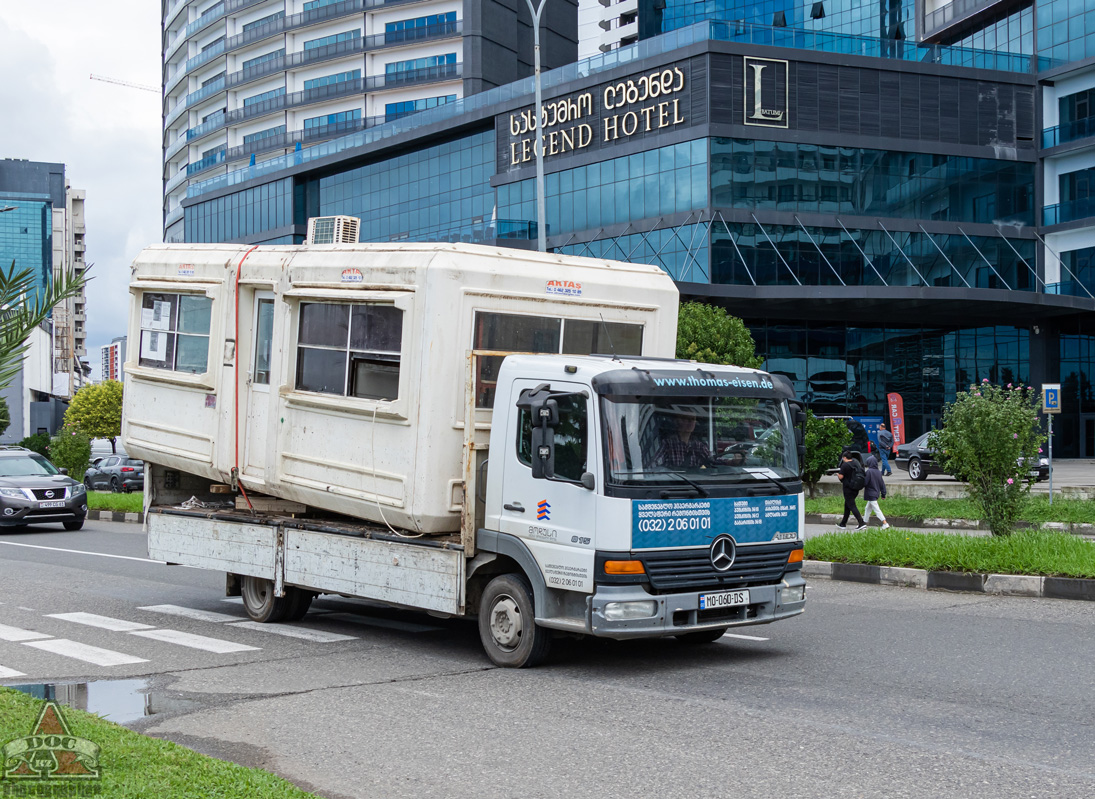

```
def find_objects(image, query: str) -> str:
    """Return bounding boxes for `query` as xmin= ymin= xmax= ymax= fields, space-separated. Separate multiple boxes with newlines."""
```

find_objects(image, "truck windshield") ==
xmin=600 ymin=395 xmax=798 ymax=488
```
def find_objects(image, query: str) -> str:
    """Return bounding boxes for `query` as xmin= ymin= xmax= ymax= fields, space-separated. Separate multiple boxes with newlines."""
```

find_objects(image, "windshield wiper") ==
xmin=609 ymin=469 xmax=710 ymax=497
xmin=659 ymin=471 xmax=710 ymax=498
xmin=733 ymin=470 xmax=792 ymax=493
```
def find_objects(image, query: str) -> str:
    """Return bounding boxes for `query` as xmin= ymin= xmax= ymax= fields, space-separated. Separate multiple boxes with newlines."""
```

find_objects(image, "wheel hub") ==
xmin=489 ymin=596 xmax=521 ymax=649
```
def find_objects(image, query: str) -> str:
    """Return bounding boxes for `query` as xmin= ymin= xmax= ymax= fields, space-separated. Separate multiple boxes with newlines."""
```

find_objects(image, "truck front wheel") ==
xmin=478 ymin=574 xmax=551 ymax=668
xmin=240 ymin=575 xmax=293 ymax=623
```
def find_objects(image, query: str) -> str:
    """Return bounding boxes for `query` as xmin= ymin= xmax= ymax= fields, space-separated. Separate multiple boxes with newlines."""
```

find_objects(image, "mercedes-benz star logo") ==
xmin=44 ymin=490 xmax=54 ymax=499
xmin=709 ymin=536 xmax=736 ymax=572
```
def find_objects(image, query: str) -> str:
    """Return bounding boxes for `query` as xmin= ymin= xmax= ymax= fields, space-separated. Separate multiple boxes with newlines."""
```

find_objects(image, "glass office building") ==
xmin=174 ymin=12 xmax=1095 ymax=456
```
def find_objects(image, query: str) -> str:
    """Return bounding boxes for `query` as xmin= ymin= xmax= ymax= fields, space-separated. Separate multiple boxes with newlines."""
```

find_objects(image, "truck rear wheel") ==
xmin=240 ymin=575 xmax=292 ymax=623
xmin=284 ymin=589 xmax=315 ymax=621
xmin=478 ymin=574 xmax=551 ymax=668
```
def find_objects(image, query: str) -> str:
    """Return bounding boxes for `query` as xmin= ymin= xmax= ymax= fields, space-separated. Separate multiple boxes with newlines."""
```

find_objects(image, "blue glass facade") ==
xmin=949 ymin=4 xmax=1033 ymax=55
xmin=658 ymin=0 xmax=913 ymax=41
xmin=1036 ymin=0 xmax=1095 ymax=63
xmin=0 ymin=197 xmax=51 ymax=301
xmin=317 ymin=130 xmax=495 ymax=242
xmin=184 ymin=178 xmax=293 ymax=242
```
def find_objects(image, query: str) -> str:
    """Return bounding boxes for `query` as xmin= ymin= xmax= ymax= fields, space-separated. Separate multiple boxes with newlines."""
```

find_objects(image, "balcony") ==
xmin=165 ymin=167 xmax=189 ymax=194
xmin=227 ymin=50 xmax=286 ymax=88
xmin=187 ymin=110 xmax=227 ymax=140
xmin=226 ymin=78 xmax=364 ymax=124
xmin=165 ymin=131 xmax=189 ymax=159
xmin=186 ymin=2 xmax=226 ymax=38
xmin=1043 ymin=197 xmax=1095 ymax=226
xmin=185 ymin=75 xmax=226 ymax=109
xmin=225 ymin=0 xmax=364 ymax=53
xmin=363 ymin=19 xmax=461 ymax=51
xmin=365 ymin=62 xmax=461 ymax=91
xmin=920 ymin=0 xmax=1009 ymax=44
xmin=225 ymin=117 xmax=368 ymax=161
xmin=184 ymin=39 xmax=227 ymax=74
xmin=164 ymin=0 xmax=191 ymax=29
xmin=1042 ymin=117 xmax=1095 ymax=149
xmin=284 ymin=36 xmax=366 ymax=69
xmin=187 ymin=148 xmax=228 ymax=176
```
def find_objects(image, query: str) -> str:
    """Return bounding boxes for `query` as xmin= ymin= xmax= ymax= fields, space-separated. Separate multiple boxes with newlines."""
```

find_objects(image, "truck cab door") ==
xmin=498 ymin=380 xmax=599 ymax=594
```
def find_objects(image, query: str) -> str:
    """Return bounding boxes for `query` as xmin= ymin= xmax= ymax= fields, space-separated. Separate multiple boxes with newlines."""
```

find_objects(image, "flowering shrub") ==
xmin=928 ymin=381 xmax=1046 ymax=536
xmin=49 ymin=424 xmax=92 ymax=481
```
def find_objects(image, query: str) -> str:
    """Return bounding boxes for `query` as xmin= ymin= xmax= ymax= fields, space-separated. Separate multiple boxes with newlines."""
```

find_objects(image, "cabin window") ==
xmin=295 ymin=302 xmax=402 ymax=400
xmin=473 ymin=312 xmax=643 ymax=408
xmin=138 ymin=293 xmax=213 ymax=373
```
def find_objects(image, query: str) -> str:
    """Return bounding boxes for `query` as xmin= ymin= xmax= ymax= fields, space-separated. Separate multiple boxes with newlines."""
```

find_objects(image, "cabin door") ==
xmin=244 ymin=292 xmax=275 ymax=481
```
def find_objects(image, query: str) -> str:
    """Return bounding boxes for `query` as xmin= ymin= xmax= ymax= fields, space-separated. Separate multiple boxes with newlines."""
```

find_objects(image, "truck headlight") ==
xmin=603 ymin=600 xmax=658 ymax=620
xmin=780 ymin=585 xmax=805 ymax=603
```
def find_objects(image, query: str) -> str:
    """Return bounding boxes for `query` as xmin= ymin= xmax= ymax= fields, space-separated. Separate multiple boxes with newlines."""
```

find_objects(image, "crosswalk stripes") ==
xmin=137 ymin=604 xmax=244 ymax=623
xmin=226 ymin=621 xmax=357 ymax=643
xmin=0 ymin=665 xmax=26 ymax=678
xmin=47 ymin=612 xmax=155 ymax=632
xmin=0 ymin=623 xmax=52 ymax=643
xmin=23 ymin=639 xmax=149 ymax=667
xmin=129 ymin=629 xmax=260 ymax=654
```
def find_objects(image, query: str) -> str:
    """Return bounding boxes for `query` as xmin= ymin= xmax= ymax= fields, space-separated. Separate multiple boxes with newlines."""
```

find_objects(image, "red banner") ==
xmin=887 ymin=393 xmax=905 ymax=448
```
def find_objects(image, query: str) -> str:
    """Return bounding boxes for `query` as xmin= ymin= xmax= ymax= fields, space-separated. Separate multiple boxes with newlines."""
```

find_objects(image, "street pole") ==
xmin=1048 ymin=413 xmax=1053 ymax=505
xmin=524 ymin=0 xmax=548 ymax=252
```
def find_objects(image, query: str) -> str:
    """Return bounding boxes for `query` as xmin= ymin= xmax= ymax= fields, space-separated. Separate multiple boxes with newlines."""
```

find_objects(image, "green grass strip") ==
xmin=804 ymin=494 xmax=1093 ymax=524
xmin=805 ymin=528 xmax=1095 ymax=578
xmin=0 ymin=688 xmax=320 ymax=798
xmin=86 ymin=492 xmax=144 ymax=513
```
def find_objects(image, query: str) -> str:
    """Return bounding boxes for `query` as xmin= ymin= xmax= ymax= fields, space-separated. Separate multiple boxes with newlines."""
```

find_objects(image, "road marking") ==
xmin=129 ymin=629 xmax=259 ymax=653
xmin=225 ymin=621 xmax=358 ymax=643
xmin=723 ymin=633 xmax=769 ymax=641
xmin=323 ymin=612 xmax=443 ymax=633
xmin=0 ymin=665 xmax=26 ymax=679
xmin=220 ymin=598 xmax=332 ymax=616
xmin=138 ymin=605 xmax=244 ymax=623
xmin=23 ymin=639 xmax=148 ymax=667
xmin=16 ymin=607 xmax=36 ymax=612
xmin=0 ymin=541 xmax=166 ymax=564
xmin=0 ymin=624 xmax=52 ymax=643
xmin=48 ymin=613 xmax=155 ymax=632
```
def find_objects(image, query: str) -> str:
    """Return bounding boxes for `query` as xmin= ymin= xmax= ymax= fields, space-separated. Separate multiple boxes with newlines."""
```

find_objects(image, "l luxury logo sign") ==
xmin=744 ymin=56 xmax=788 ymax=128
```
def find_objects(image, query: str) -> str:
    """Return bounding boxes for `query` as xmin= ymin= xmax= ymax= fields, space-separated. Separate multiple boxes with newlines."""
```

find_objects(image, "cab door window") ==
xmin=516 ymin=395 xmax=588 ymax=482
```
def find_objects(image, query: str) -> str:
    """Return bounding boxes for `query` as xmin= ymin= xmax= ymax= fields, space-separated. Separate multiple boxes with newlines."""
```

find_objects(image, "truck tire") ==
xmin=478 ymin=574 xmax=551 ymax=668
xmin=283 ymin=589 xmax=315 ymax=621
xmin=676 ymin=628 xmax=727 ymax=644
xmin=241 ymin=575 xmax=292 ymax=623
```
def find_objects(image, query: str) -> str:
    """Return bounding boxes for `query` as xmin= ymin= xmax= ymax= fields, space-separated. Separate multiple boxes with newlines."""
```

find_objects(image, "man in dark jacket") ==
xmin=863 ymin=455 xmax=890 ymax=528
xmin=836 ymin=453 xmax=866 ymax=529
xmin=876 ymin=423 xmax=894 ymax=476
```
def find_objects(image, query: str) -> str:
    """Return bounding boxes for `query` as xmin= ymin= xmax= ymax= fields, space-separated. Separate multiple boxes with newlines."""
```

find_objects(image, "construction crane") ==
xmin=89 ymin=74 xmax=159 ymax=93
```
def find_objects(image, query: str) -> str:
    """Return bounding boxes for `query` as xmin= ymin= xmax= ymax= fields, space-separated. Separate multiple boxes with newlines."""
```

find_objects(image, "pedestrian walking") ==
xmin=863 ymin=455 xmax=890 ymax=529
xmin=836 ymin=452 xmax=866 ymax=529
xmin=876 ymin=422 xmax=894 ymax=476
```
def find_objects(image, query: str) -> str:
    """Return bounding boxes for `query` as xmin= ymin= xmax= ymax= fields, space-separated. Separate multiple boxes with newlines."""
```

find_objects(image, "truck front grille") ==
xmin=640 ymin=542 xmax=793 ymax=594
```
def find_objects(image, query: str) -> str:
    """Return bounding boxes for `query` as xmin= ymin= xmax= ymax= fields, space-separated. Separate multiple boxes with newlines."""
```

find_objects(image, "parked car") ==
xmin=84 ymin=455 xmax=144 ymax=493
xmin=894 ymin=432 xmax=1049 ymax=482
xmin=0 ymin=446 xmax=87 ymax=531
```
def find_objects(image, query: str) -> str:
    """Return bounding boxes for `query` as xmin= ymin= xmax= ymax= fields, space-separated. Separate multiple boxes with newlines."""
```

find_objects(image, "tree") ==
xmin=928 ymin=380 xmax=1046 ymax=536
xmin=802 ymin=411 xmax=850 ymax=499
xmin=50 ymin=423 xmax=92 ymax=481
xmin=0 ymin=395 xmax=9 ymax=438
xmin=676 ymin=301 xmax=763 ymax=368
xmin=18 ymin=433 xmax=50 ymax=457
xmin=64 ymin=380 xmax=124 ymax=453
xmin=0 ymin=260 xmax=89 ymax=391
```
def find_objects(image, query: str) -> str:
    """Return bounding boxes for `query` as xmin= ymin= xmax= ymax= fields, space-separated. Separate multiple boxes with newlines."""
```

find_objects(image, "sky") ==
xmin=0 ymin=3 xmax=162 ymax=380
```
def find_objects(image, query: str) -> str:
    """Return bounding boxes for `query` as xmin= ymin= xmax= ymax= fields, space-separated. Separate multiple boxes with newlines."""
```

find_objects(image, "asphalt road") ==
xmin=1 ymin=519 xmax=1094 ymax=798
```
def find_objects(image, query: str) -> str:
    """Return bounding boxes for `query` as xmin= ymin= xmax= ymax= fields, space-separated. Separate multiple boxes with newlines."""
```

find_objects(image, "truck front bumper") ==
xmin=586 ymin=573 xmax=806 ymax=639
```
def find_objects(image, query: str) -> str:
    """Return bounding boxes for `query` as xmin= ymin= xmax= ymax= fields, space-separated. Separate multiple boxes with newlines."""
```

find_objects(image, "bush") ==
xmin=18 ymin=432 xmax=51 ymax=457
xmin=802 ymin=411 xmax=850 ymax=498
xmin=49 ymin=423 xmax=92 ymax=481
xmin=676 ymin=302 xmax=763 ymax=368
xmin=929 ymin=380 xmax=1046 ymax=537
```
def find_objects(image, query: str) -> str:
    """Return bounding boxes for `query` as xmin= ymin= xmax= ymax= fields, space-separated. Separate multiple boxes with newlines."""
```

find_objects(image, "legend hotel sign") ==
xmin=503 ymin=63 xmax=690 ymax=167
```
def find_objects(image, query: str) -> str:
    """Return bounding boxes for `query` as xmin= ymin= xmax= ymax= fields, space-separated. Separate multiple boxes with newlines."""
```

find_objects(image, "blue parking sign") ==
xmin=1042 ymin=383 xmax=1061 ymax=414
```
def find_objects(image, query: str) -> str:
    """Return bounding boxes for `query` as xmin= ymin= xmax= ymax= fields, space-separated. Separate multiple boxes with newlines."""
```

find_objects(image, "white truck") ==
xmin=124 ymin=242 xmax=807 ymax=667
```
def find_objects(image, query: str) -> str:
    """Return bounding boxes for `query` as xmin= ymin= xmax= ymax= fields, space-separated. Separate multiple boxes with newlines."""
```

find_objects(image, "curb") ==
xmin=806 ymin=513 xmax=1095 ymax=536
xmin=87 ymin=510 xmax=143 ymax=525
xmin=803 ymin=560 xmax=1095 ymax=601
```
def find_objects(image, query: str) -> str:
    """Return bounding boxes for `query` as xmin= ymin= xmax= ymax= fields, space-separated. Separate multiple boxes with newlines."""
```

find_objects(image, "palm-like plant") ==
xmin=0 ymin=260 xmax=90 ymax=389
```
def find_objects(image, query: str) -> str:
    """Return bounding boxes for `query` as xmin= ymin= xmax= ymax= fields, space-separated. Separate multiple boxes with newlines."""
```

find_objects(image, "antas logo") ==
xmin=536 ymin=500 xmax=551 ymax=521
xmin=743 ymin=56 xmax=788 ymax=128
xmin=545 ymin=280 xmax=582 ymax=297
xmin=341 ymin=268 xmax=364 ymax=283
xmin=2 ymin=700 xmax=102 ymax=788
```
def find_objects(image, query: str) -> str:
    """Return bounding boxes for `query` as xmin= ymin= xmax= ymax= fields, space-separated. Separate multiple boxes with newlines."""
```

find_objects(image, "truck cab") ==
xmin=475 ymin=354 xmax=807 ymax=666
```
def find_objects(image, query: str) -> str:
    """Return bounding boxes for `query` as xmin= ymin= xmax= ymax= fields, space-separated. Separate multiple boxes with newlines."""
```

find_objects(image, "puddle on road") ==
xmin=8 ymin=679 xmax=196 ymax=725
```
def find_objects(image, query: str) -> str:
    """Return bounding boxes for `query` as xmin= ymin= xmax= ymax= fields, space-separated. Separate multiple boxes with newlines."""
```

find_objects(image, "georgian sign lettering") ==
xmin=743 ymin=56 xmax=789 ymax=128
xmin=505 ymin=65 xmax=689 ymax=167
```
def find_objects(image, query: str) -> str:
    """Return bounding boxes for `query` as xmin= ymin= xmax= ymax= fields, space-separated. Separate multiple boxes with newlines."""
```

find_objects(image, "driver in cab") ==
xmin=654 ymin=409 xmax=729 ymax=469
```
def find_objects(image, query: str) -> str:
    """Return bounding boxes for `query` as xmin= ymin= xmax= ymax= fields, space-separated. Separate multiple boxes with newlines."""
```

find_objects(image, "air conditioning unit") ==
xmin=306 ymin=215 xmax=361 ymax=244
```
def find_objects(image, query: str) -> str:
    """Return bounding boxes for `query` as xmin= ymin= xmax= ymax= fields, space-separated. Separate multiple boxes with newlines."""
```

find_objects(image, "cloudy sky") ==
xmin=1 ymin=3 xmax=162 ymax=378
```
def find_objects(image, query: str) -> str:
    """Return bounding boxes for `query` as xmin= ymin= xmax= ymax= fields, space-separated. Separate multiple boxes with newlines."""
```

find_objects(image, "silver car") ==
xmin=0 ymin=447 xmax=88 ymax=531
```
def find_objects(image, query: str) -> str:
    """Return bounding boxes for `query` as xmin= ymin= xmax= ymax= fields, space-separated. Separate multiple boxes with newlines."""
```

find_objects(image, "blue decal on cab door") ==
xmin=537 ymin=500 xmax=551 ymax=521
xmin=632 ymin=494 xmax=800 ymax=549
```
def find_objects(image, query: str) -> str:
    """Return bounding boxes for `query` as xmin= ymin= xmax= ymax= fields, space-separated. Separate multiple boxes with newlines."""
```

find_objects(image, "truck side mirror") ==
xmin=580 ymin=471 xmax=595 ymax=491
xmin=530 ymin=425 xmax=555 ymax=479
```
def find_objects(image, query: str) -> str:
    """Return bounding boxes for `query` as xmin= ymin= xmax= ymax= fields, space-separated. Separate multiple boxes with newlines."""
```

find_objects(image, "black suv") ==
xmin=0 ymin=447 xmax=87 ymax=531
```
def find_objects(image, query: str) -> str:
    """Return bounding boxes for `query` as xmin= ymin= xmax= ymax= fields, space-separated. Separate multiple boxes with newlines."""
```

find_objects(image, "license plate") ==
xmin=39 ymin=500 xmax=66 ymax=509
xmin=699 ymin=589 xmax=750 ymax=610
